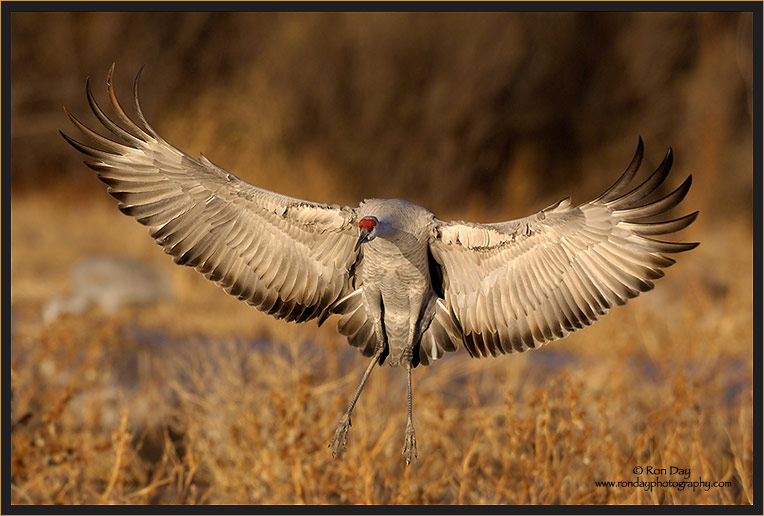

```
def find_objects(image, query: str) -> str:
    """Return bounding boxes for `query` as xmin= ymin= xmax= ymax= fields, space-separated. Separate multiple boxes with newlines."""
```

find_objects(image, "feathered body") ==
xmin=355 ymin=199 xmax=436 ymax=366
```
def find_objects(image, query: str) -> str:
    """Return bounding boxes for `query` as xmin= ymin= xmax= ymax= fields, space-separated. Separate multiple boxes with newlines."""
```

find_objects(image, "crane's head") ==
xmin=355 ymin=216 xmax=378 ymax=251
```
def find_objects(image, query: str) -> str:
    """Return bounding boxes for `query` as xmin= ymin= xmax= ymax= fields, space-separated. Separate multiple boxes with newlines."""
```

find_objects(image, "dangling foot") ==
xmin=328 ymin=349 xmax=382 ymax=459
xmin=329 ymin=414 xmax=351 ymax=457
xmin=401 ymin=420 xmax=418 ymax=466
xmin=400 ymin=361 xmax=418 ymax=465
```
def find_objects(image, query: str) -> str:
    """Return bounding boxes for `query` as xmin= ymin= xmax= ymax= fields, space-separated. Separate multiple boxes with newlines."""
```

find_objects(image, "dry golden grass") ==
xmin=9 ymin=180 xmax=752 ymax=505
xmin=9 ymin=10 xmax=753 ymax=506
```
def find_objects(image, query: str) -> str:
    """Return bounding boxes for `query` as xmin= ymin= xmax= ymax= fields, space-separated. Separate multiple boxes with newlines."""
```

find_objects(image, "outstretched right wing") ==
xmin=62 ymin=65 xmax=360 ymax=323
xmin=429 ymin=139 xmax=698 ymax=359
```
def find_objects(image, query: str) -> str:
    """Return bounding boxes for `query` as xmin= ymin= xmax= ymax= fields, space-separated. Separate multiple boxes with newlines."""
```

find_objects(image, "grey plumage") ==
xmin=63 ymin=65 xmax=698 ymax=464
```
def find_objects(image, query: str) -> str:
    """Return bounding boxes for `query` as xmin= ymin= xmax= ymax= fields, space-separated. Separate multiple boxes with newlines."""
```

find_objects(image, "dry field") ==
xmin=9 ymin=11 xmax=754 ymax=506
xmin=9 ymin=179 xmax=752 ymax=505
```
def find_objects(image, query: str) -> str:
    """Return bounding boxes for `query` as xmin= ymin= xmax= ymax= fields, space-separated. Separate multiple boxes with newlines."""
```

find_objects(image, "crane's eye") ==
xmin=359 ymin=218 xmax=376 ymax=232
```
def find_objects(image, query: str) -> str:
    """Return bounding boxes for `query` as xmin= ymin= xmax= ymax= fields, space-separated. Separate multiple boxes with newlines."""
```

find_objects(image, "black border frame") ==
xmin=3 ymin=2 xmax=761 ymax=514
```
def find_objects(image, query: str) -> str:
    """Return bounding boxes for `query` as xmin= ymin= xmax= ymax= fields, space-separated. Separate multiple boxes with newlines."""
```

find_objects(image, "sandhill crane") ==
xmin=62 ymin=66 xmax=698 ymax=465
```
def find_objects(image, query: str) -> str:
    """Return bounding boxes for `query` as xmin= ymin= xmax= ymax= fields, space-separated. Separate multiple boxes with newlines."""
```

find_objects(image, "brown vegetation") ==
xmin=10 ymin=11 xmax=753 ymax=505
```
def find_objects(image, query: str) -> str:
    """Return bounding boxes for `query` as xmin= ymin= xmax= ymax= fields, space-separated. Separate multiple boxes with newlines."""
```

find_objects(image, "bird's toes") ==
xmin=329 ymin=415 xmax=351 ymax=458
xmin=401 ymin=425 xmax=418 ymax=466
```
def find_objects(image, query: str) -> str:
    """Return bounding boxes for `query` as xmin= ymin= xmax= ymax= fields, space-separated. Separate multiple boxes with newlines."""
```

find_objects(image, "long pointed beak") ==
xmin=355 ymin=228 xmax=370 ymax=252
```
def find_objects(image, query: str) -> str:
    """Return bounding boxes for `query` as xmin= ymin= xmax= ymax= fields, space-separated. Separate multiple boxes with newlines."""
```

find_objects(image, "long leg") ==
xmin=401 ymin=362 xmax=418 ymax=465
xmin=329 ymin=347 xmax=383 ymax=457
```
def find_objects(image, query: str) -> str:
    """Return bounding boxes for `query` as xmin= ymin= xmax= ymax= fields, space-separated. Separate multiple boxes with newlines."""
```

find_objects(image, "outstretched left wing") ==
xmin=62 ymin=65 xmax=360 ymax=324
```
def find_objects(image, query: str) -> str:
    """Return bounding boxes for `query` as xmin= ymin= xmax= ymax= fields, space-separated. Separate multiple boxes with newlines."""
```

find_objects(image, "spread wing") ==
xmin=61 ymin=65 xmax=359 ymax=323
xmin=429 ymin=139 xmax=698 ymax=358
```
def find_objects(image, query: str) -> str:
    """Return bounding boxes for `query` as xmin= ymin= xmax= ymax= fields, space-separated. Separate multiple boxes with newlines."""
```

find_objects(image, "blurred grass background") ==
xmin=10 ymin=11 xmax=754 ymax=504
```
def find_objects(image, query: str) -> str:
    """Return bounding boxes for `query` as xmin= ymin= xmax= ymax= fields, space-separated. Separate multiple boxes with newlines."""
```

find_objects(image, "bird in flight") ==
xmin=62 ymin=65 xmax=698 ymax=465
